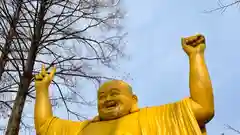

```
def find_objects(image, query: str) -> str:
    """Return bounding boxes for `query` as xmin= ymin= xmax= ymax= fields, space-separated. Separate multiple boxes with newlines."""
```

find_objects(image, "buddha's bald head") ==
xmin=97 ymin=80 xmax=138 ymax=120
xmin=98 ymin=80 xmax=133 ymax=94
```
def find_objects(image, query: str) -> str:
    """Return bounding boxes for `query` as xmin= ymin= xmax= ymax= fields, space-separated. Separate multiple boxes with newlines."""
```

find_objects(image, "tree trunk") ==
xmin=5 ymin=76 xmax=31 ymax=135
xmin=5 ymin=1 xmax=46 ymax=134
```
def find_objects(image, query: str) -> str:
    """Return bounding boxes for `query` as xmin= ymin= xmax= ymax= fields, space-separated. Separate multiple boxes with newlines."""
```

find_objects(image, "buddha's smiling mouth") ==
xmin=104 ymin=100 xmax=119 ymax=109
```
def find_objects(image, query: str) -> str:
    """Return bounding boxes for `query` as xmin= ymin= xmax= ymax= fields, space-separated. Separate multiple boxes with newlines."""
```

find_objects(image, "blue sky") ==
xmin=120 ymin=0 xmax=240 ymax=134
xmin=2 ymin=0 xmax=240 ymax=135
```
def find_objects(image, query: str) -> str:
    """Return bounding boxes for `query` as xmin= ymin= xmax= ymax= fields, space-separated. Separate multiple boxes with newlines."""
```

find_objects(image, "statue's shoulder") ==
xmin=139 ymin=97 xmax=191 ymax=112
xmin=139 ymin=104 xmax=167 ymax=113
xmin=140 ymin=102 xmax=174 ymax=110
xmin=50 ymin=117 xmax=86 ymax=126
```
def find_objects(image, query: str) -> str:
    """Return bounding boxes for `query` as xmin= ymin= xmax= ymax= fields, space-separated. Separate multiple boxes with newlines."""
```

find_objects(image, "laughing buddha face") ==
xmin=97 ymin=80 xmax=138 ymax=121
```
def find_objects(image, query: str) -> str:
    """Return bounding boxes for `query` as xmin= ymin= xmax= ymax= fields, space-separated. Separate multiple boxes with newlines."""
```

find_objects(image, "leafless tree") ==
xmin=0 ymin=0 xmax=127 ymax=134
xmin=0 ymin=0 xmax=24 ymax=132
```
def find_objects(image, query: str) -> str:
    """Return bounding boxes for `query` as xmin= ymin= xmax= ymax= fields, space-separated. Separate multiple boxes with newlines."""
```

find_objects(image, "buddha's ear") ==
xmin=132 ymin=94 xmax=138 ymax=103
xmin=130 ymin=95 xmax=139 ymax=113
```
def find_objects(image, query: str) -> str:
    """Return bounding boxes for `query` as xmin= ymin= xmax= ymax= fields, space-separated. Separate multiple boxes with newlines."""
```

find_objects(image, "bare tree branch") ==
xmin=204 ymin=0 xmax=240 ymax=13
xmin=225 ymin=124 xmax=240 ymax=134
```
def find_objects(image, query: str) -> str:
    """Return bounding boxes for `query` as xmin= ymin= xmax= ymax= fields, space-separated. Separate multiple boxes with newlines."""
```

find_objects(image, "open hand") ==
xmin=182 ymin=34 xmax=206 ymax=56
xmin=35 ymin=65 xmax=56 ymax=90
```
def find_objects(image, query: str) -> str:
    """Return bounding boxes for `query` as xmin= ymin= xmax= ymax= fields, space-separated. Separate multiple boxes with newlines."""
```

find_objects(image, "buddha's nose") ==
xmin=106 ymin=95 xmax=113 ymax=100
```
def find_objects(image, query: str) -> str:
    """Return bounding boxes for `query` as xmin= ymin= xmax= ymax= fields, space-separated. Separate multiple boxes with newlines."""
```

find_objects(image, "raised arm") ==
xmin=34 ymin=65 xmax=84 ymax=135
xmin=34 ymin=65 xmax=56 ymax=132
xmin=182 ymin=34 xmax=214 ymax=127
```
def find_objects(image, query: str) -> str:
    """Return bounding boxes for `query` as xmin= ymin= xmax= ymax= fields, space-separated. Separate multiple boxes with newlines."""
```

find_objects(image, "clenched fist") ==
xmin=182 ymin=34 xmax=206 ymax=56
xmin=35 ymin=65 xmax=56 ymax=90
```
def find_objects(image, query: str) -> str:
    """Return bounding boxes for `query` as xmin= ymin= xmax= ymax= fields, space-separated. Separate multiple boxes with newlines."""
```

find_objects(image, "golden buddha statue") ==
xmin=34 ymin=34 xmax=214 ymax=135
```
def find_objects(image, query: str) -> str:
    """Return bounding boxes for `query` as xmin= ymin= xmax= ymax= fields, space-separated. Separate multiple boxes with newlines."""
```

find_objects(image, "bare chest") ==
xmin=81 ymin=113 xmax=140 ymax=135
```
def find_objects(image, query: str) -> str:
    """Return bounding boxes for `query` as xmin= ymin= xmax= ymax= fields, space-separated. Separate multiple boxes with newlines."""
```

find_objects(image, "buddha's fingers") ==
xmin=41 ymin=65 xmax=47 ymax=76
xmin=49 ymin=67 xmax=56 ymax=80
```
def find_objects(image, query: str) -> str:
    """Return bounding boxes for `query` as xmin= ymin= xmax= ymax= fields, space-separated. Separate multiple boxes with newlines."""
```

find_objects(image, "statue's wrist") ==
xmin=188 ymin=52 xmax=204 ymax=59
xmin=35 ymin=85 xmax=49 ymax=93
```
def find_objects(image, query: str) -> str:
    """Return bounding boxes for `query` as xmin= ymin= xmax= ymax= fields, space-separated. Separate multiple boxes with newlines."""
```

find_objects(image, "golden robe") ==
xmin=37 ymin=98 xmax=205 ymax=135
